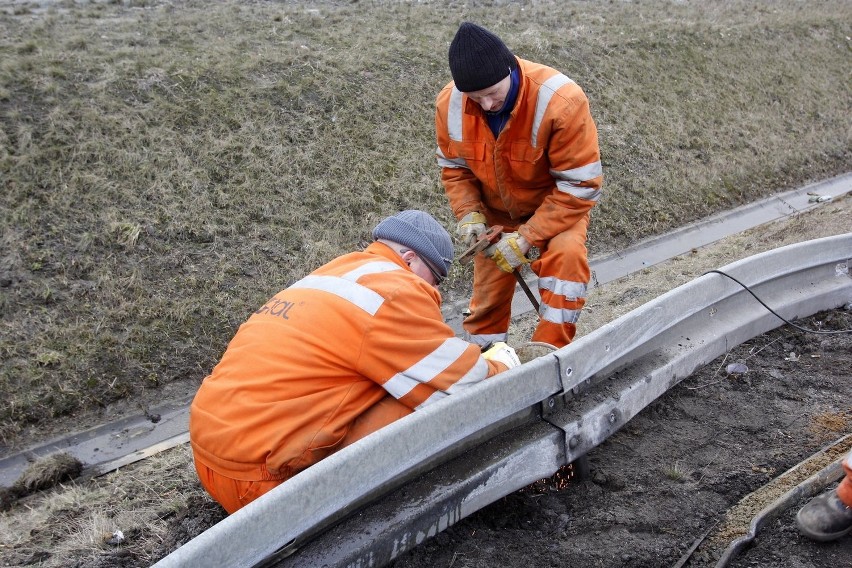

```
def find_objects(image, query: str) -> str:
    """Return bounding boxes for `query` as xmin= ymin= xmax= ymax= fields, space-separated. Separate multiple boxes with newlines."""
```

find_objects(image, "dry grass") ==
xmin=0 ymin=444 xmax=202 ymax=567
xmin=809 ymin=410 xmax=852 ymax=442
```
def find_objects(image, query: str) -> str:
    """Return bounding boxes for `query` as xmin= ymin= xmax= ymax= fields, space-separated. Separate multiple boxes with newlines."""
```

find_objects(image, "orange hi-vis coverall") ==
xmin=190 ymin=242 xmax=507 ymax=513
xmin=436 ymin=57 xmax=603 ymax=348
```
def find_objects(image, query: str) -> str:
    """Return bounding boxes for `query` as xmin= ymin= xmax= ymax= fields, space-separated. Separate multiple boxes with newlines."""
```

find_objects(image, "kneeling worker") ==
xmin=190 ymin=210 xmax=521 ymax=513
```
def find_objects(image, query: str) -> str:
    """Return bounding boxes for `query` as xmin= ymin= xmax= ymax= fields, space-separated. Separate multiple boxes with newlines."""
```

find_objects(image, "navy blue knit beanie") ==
xmin=372 ymin=211 xmax=454 ymax=276
xmin=448 ymin=22 xmax=518 ymax=92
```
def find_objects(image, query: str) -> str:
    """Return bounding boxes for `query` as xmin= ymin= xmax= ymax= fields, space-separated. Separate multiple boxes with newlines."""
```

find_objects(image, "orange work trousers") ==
xmin=465 ymin=214 xmax=590 ymax=348
xmin=193 ymin=395 xmax=412 ymax=514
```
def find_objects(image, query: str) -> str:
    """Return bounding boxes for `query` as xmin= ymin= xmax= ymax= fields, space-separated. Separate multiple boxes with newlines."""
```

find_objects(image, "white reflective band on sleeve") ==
xmin=382 ymin=338 xmax=470 ymax=400
xmin=541 ymin=304 xmax=582 ymax=325
xmin=531 ymin=73 xmax=574 ymax=147
xmin=437 ymin=147 xmax=469 ymax=169
xmin=447 ymin=88 xmax=465 ymax=142
xmin=416 ymin=345 xmax=490 ymax=409
xmin=555 ymin=180 xmax=602 ymax=202
xmin=539 ymin=276 xmax=587 ymax=300
xmin=443 ymin=355 xmax=490 ymax=394
xmin=289 ymin=274 xmax=386 ymax=316
xmin=551 ymin=161 xmax=603 ymax=183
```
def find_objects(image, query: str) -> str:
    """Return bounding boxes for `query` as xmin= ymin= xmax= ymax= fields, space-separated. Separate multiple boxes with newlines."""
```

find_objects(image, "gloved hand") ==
xmin=482 ymin=341 xmax=522 ymax=370
xmin=456 ymin=211 xmax=487 ymax=247
xmin=485 ymin=232 xmax=530 ymax=273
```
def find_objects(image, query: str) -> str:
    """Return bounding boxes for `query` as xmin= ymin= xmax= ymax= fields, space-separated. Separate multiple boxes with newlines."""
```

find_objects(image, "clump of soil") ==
xmin=0 ymin=452 xmax=83 ymax=510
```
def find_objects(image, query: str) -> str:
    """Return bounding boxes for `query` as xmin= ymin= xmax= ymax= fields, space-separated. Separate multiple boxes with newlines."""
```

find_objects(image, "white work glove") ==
xmin=482 ymin=341 xmax=522 ymax=370
xmin=456 ymin=211 xmax=487 ymax=247
xmin=485 ymin=232 xmax=530 ymax=273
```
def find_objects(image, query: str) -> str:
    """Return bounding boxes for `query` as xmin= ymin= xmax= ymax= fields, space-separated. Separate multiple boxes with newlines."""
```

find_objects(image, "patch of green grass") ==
xmin=0 ymin=0 xmax=850 ymax=446
xmin=662 ymin=461 xmax=690 ymax=482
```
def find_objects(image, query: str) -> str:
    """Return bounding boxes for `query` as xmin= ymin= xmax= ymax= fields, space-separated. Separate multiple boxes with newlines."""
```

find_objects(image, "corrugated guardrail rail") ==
xmin=154 ymin=233 xmax=852 ymax=568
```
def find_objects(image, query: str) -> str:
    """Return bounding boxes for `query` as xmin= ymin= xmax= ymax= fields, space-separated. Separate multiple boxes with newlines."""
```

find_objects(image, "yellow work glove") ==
xmin=485 ymin=232 xmax=530 ymax=273
xmin=482 ymin=341 xmax=521 ymax=370
xmin=455 ymin=211 xmax=487 ymax=247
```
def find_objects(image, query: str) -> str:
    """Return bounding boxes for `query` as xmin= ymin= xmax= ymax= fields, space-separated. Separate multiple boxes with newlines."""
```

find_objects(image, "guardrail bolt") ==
xmin=569 ymin=436 xmax=580 ymax=449
xmin=548 ymin=398 xmax=556 ymax=409
xmin=608 ymin=412 xmax=617 ymax=424
xmin=565 ymin=366 xmax=573 ymax=378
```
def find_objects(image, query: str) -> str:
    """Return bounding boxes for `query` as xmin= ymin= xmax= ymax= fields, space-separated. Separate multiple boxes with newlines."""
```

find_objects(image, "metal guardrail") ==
xmin=154 ymin=233 xmax=852 ymax=568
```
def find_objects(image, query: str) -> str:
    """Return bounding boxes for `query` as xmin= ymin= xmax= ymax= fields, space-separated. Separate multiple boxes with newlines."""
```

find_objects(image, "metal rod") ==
xmin=513 ymin=269 xmax=540 ymax=316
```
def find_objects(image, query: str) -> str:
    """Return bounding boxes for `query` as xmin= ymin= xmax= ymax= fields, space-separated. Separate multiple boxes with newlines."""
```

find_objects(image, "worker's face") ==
xmin=464 ymin=74 xmax=511 ymax=113
xmin=401 ymin=250 xmax=443 ymax=289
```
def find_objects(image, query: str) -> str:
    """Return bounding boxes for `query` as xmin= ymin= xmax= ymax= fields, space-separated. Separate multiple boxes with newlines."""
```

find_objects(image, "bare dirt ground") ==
xmin=1 ymin=197 xmax=850 ymax=567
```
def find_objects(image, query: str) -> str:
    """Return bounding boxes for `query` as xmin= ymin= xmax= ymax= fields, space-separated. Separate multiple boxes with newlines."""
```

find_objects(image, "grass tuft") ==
xmin=662 ymin=461 xmax=690 ymax=482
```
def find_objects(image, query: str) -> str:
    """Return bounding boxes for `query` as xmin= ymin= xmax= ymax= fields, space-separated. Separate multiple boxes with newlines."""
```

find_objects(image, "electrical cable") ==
xmin=704 ymin=269 xmax=852 ymax=335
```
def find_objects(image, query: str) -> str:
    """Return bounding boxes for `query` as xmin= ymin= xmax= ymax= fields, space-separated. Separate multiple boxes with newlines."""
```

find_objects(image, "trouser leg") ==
xmin=529 ymin=215 xmax=590 ymax=348
xmin=192 ymin=457 xmax=284 ymax=514
xmin=463 ymin=252 xmax=517 ymax=346
xmin=339 ymin=395 xmax=413 ymax=449
xmin=191 ymin=397 xmax=411 ymax=514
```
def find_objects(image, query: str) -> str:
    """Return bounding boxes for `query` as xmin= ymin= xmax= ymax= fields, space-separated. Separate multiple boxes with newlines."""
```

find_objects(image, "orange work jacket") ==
xmin=435 ymin=57 xmax=603 ymax=248
xmin=189 ymin=242 xmax=505 ymax=480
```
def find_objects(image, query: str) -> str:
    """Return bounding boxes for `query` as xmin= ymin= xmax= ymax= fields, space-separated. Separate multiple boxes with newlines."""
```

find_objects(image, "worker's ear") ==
xmin=400 ymin=249 xmax=417 ymax=264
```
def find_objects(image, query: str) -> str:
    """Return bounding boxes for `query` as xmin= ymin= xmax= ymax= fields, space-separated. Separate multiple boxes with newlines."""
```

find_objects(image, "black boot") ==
xmin=796 ymin=488 xmax=852 ymax=542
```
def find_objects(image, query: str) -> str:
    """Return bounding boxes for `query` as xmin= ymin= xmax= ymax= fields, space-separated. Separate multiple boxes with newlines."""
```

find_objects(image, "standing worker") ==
xmin=190 ymin=210 xmax=520 ymax=514
xmin=435 ymin=22 xmax=603 ymax=348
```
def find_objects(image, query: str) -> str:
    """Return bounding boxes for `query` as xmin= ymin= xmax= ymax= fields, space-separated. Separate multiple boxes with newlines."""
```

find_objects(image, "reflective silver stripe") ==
xmin=415 ymin=390 xmax=447 ymax=409
xmin=342 ymin=261 xmax=400 ymax=281
xmin=531 ymin=73 xmax=574 ymax=147
xmin=437 ymin=147 xmax=469 ymax=169
xmin=555 ymin=180 xmax=602 ymax=202
xmin=551 ymin=161 xmax=603 ymax=183
xmin=443 ymin=342 xmax=490 ymax=393
xmin=447 ymin=87 xmax=465 ymax=142
xmin=541 ymin=304 xmax=582 ymax=325
xmin=466 ymin=332 xmax=508 ymax=347
xmin=539 ymin=276 xmax=587 ymax=300
xmin=382 ymin=338 xmax=470 ymax=400
xmin=289 ymin=263 xmax=398 ymax=316
xmin=416 ymin=352 xmax=491 ymax=408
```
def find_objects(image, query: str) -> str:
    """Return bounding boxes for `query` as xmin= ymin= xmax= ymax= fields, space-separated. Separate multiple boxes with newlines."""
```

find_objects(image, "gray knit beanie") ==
xmin=372 ymin=210 xmax=454 ymax=277
xmin=448 ymin=22 xmax=517 ymax=92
